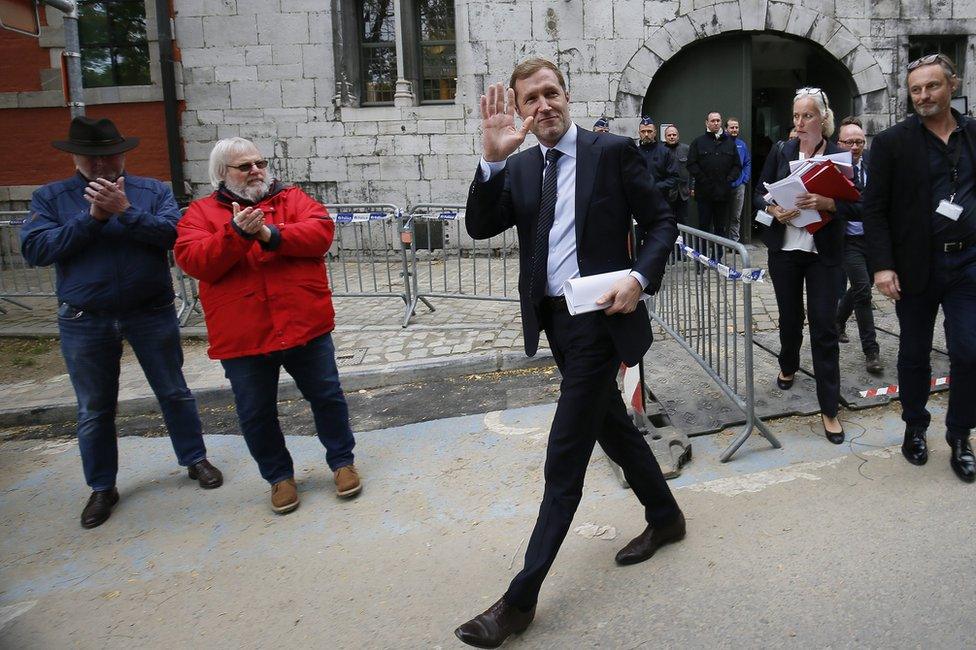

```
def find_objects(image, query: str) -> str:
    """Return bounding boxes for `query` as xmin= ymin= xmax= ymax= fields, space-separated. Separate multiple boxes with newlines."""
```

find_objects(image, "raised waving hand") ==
xmin=480 ymin=82 xmax=534 ymax=162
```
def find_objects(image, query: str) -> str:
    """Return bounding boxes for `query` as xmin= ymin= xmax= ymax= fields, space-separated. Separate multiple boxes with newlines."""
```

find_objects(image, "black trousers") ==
xmin=504 ymin=302 xmax=681 ymax=610
xmin=696 ymin=199 xmax=729 ymax=239
xmin=836 ymin=235 xmax=879 ymax=356
xmin=768 ymin=249 xmax=843 ymax=417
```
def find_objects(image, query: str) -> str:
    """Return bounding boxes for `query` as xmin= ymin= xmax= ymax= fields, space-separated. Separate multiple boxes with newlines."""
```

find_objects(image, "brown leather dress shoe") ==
xmin=615 ymin=511 xmax=686 ymax=565
xmin=454 ymin=596 xmax=535 ymax=648
xmin=271 ymin=478 xmax=300 ymax=514
xmin=81 ymin=488 xmax=119 ymax=529
xmin=188 ymin=459 xmax=223 ymax=489
xmin=334 ymin=464 xmax=362 ymax=498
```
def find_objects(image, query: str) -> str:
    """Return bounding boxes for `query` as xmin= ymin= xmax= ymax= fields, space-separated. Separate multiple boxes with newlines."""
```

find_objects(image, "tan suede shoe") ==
xmin=271 ymin=478 xmax=299 ymax=514
xmin=334 ymin=465 xmax=362 ymax=498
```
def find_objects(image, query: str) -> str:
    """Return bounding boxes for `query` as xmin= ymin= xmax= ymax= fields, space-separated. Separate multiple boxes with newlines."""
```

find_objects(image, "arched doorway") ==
xmin=641 ymin=32 xmax=857 ymax=238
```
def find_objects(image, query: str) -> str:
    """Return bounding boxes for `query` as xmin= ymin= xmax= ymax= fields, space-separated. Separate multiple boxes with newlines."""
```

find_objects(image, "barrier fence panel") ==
xmin=403 ymin=204 xmax=519 ymax=327
xmin=323 ymin=203 xmax=413 ymax=325
xmin=0 ymin=213 xmax=56 ymax=312
xmin=648 ymin=224 xmax=779 ymax=462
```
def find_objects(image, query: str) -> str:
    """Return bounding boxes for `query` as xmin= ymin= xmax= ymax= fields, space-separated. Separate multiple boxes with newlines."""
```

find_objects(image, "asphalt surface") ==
xmin=2 ymin=390 xmax=974 ymax=648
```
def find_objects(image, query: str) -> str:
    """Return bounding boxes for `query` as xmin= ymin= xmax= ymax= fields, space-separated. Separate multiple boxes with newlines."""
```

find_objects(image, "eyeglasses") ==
xmin=228 ymin=159 xmax=269 ymax=172
xmin=796 ymin=87 xmax=829 ymax=109
xmin=908 ymin=52 xmax=956 ymax=75
xmin=838 ymin=138 xmax=866 ymax=146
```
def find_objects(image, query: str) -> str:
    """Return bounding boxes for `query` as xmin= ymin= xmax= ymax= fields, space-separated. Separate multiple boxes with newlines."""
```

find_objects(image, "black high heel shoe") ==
xmin=822 ymin=415 xmax=845 ymax=445
xmin=776 ymin=373 xmax=794 ymax=390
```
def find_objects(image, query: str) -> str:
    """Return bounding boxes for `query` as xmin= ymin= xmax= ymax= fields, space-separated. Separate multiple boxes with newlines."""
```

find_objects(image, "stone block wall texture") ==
xmin=3 ymin=0 xmax=974 ymax=210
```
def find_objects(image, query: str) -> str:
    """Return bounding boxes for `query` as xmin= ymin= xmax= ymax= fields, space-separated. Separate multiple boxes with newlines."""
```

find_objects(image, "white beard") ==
xmin=226 ymin=178 xmax=270 ymax=202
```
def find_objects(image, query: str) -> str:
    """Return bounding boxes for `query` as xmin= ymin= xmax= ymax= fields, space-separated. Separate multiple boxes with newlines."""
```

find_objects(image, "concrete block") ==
xmin=614 ymin=91 xmax=643 ymax=118
xmin=257 ymin=12 xmax=309 ymax=45
xmin=282 ymin=79 xmax=316 ymax=107
xmin=617 ymin=67 xmax=653 ymax=98
xmin=184 ymin=141 xmax=216 ymax=161
xmin=306 ymin=121 xmax=345 ymax=137
xmin=377 ymin=121 xmax=412 ymax=135
xmin=429 ymin=134 xmax=475 ymax=155
xmin=416 ymin=120 xmax=447 ymax=134
xmin=739 ymin=0 xmax=768 ymax=31
xmin=343 ymin=137 xmax=378 ymax=157
xmin=184 ymin=82 xmax=232 ymax=109
xmin=173 ymin=0 xmax=237 ymax=18
xmin=262 ymin=108 xmax=310 ymax=122
xmin=271 ymin=44 xmax=303 ymax=65
xmin=202 ymin=15 xmax=255 ymax=47
xmin=582 ymin=0 xmax=614 ymax=39
xmin=216 ymin=124 xmax=241 ymax=138
xmin=645 ymin=1 xmax=680 ymax=27
xmin=183 ymin=124 xmax=219 ymax=142
xmin=236 ymin=0 xmax=279 ymax=13
xmin=349 ymin=121 xmax=379 ymax=136
xmin=834 ymin=0 xmax=868 ymax=18
xmin=314 ymin=137 xmax=343 ymax=157
xmin=278 ymin=136 xmax=315 ymax=159
xmin=845 ymin=46 xmax=877 ymax=76
xmin=181 ymin=47 xmax=246 ymax=68
xmin=808 ymin=15 xmax=842 ymax=46
xmin=645 ymin=26 xmax=678 ymax=61
xmin=954 ymin=0 xmax=976 ymax=18
xmin=184 ymin=67 xmax=216 ymax=84
xmin=825 ymin=27 xmax=861 ymax=61
xmin=281 ymin=0 xmax=324 ymax=11
xmin=468 ymin=3 xmax=532 ymax=42
xmin=257 ymin=64 xmax=304 ymax=80
xmin=802 ymin=0 xmax=835 ymax=15
xmin=306 ymin=12 xmax=333 ymax=44
xmin=785 ymin=5 xmax=819 ymax=38
xmin=244 ymin=46 xmax=273 ymax=66
xmin=613 ymin=0 xmax=644 ymax=39
xmin=419 ymin=154 xmax=450 ymax=180
xmin=446 ymin=154 xmax=481 ymax=178
xmin=852 ymin=64 xmax=886 ymax=94
xmin=301 ymin=44 xmax=332 ymax=79
xmin=567 ymin=72 xmax=609 ymax=102
xmin=309 ymin=156 xmax=349 ymax=181
xmin=229 ymin=80 xmax=282 ymax=108
xmin=765 ymin=1 xmax=792 ymax=32
xmin=429 ymin=179 xmax=465 ymax=203
xmin=377 ymin=156 xmax=422 ymax=181
xmin=174 ymin=17 xmax=205 ymax=49
xmin=531 ymin=1 xmax=584 ymax=41
xmin=215 ymin=66 xmax=258 ymax=82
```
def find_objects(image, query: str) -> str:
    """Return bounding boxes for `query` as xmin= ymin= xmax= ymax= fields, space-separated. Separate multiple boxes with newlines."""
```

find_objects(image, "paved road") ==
xmin=2 ymin=390 xmax=973 ymax=648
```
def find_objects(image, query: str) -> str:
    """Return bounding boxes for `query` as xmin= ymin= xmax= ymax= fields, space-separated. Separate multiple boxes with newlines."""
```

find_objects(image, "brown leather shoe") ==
xmin=81 ymin=488 xmax=119 ymax=529
xmin=615 ymin=511 xmax=686 ymax=565
xmin=454 ymin=596 xmax=535 ymax=648
xmin=187 ymin=459 xmax=223 ymax=489
xmin=334 ymin=464 xmax=362 ymax=498
xmin=271 ymin=478 xmax=299 ymax=514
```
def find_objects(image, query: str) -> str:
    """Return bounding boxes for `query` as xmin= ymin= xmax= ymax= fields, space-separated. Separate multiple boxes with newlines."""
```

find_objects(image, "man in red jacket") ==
xmin=175 ymin=137 xmax=360 ymax=513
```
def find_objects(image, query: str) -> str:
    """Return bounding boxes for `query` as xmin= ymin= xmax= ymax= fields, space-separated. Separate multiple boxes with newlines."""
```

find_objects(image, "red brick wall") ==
xmin=0 ymin=103 xmax=173 ymax=184
xmin=0 ymin=13 xmax=53 ymax=93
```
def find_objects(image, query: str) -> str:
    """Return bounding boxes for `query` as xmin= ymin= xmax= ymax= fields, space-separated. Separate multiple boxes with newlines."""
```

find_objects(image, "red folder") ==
xmin=799 ymin=162 xmax=861 ymax=234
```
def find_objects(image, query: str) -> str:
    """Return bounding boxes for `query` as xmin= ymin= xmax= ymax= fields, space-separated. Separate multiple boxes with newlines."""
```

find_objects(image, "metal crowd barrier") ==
xmin=403 ymin=203 xmax=519 ymax=327
xmin=0 ymin=212 xmax=56 ymax=313
xmin=323 ymin=203 xmax=414 ymax=325
xmin=648 ymin=224 xmax=780 ymax=462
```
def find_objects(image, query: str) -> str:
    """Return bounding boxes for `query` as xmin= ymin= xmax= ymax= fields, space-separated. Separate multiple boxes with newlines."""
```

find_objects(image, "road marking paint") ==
xmin=0 ymin=600 xmax=37 ymax=632
xmin=682 ymin=456 xmax=849 ymax=496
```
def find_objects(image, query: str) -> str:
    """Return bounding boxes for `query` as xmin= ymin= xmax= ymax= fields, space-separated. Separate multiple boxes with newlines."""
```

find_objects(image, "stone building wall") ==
xmin=172 ymin=1 xmax=976 ymax=208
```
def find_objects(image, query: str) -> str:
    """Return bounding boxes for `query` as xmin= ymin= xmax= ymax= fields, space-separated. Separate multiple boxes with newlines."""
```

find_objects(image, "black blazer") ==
xmin=753 ymin=138 xmax=855 ymax=266
xmin=465 ymin=126 xmax=677 ymax=366
xmin=862 ymin=112 xmax=976 ymax=294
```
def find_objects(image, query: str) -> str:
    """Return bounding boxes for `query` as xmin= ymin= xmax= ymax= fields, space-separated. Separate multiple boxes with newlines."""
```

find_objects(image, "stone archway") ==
xmin=612 ymin=3 xmax=889 ymax=132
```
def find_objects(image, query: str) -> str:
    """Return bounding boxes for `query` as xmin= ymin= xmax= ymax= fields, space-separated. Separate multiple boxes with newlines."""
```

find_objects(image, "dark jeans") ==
xmin=895 ymin=245 xmax=976 ymax=442
xmin=696 ymin=199 xmax=729 ymax=239
xmin=768 ymin=250 xmax=843 ymax=417
xmin=58 ymin=302 xmax=206 ymax=491
xmin=836 ymin=235 xmax=879 ymax=356
xmin=220 ymin=333 xmax=355 ymax=484
xmin=504 ymin=304 xmax=680 ymax=610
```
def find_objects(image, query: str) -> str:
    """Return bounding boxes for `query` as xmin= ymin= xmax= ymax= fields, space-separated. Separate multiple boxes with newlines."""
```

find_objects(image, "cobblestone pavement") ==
xmin=0 ymin=243 xmax=899 ymax=420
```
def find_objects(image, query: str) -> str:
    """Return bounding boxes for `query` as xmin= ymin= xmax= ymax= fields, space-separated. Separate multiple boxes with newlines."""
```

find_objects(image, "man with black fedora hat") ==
xmin=21 ymin=116 xmax=223 ymax=529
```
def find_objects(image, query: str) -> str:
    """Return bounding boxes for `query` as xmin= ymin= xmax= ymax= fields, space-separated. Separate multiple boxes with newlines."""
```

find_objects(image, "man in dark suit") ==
xmin=453 ymin=58 xmax=684 ymax=648
xmin=687 ymin=110 xmax=741 ymax=239
xmin=863 ymin=53 xmax=976 ymax=483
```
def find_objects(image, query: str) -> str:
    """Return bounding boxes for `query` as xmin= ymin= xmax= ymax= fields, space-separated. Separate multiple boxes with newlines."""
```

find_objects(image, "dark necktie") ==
xmin=530 ymin=148 xmax=563 ymax=302
xmin=855 ymin=164 xmax=863 ymax=188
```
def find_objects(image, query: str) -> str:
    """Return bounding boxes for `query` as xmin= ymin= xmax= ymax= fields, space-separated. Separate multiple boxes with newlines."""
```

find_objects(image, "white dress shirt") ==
xmin=478 ymin=123 xmax=647 ymax=296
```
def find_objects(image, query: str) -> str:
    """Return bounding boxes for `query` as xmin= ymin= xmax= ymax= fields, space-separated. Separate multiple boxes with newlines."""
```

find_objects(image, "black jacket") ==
xmin=465 ymin=127 xmax=677 ymax=366
xmin=863 ymin=112 xmax=976 ymax=294
xmin=686 ymin=130 xmax=741 ymax=201
xmin=752 ymin=138 xmax=856 ymax=267
xmin=637 ymin=140 xmax=679 ymax=196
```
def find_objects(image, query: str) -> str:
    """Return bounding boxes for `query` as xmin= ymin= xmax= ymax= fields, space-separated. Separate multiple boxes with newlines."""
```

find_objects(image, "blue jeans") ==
xmin=58 ymin=302 xmax=207 ymax=491
xmin=220 ymin=333 xmax=355 ymax=484
xmin=896 ymin=245 xmax=976 ymax=442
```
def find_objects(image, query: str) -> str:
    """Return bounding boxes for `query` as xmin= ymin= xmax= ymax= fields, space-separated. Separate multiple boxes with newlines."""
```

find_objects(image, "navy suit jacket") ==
xmin=464 ymin=126 xmax=677 ymax=366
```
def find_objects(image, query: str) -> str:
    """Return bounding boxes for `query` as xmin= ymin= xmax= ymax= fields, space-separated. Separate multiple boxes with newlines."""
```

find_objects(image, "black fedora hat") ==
xmin=52 ymin=116 xmax=140 ymax=155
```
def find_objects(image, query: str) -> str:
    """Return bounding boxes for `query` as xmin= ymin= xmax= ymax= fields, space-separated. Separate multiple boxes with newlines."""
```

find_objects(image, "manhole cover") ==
xmin=335 ymin=347 xmax=367 ymax=367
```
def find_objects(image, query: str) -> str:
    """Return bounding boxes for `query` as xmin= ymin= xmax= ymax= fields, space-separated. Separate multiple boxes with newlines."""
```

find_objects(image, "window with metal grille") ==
xmin=359 ymin=0 xmax=397 ymax=105
xmin=78 ymin=0 xmax=151 ymax=88
xmin=906 ymin=36 xmax=967 ymax=114
xmin=416 ymin=0 xmax=456 ymax=103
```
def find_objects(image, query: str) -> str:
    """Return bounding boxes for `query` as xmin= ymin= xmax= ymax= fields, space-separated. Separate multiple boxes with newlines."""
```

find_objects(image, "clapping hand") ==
xmin=85 ymin=177 xmax=130 ymax=221
xmin=480 ymin=83 xmax=534 ymax=163
xmin=232 ymin=202 xmax=265 ymax=236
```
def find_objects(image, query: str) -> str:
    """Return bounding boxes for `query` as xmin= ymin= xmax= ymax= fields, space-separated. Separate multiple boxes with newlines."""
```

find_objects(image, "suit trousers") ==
xmin=895 ymin=245 xmax=976 ymax=442
xmin=768 ymin=249 xmax=843 ymax=417
xmin=504 ymin=302 xmax=681 ymax=610
xmin=836 ymin=235 xmax=879 ymax=356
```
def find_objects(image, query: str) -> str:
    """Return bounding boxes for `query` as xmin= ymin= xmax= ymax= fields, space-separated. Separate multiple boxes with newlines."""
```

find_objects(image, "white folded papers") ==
xmin=562 ymin=269 xmax=650 ymax=316
xmin=763 ymin=175 xmax=822 ymax=228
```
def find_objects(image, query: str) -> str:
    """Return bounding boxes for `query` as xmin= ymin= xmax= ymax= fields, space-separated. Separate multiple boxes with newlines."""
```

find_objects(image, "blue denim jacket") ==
xmin=21 ymin=173 xmax=179 ymax=313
